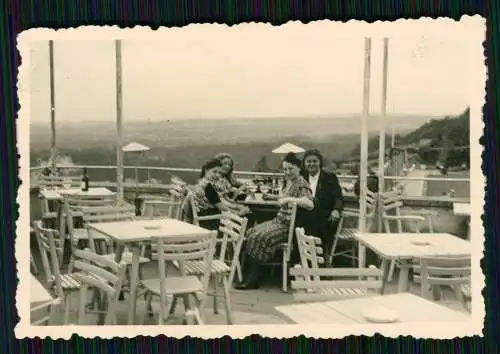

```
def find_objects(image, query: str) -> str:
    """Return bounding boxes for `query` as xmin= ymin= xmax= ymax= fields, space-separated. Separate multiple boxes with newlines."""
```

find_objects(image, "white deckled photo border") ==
xmin=15 ymin=16 xmax=486 ymax=339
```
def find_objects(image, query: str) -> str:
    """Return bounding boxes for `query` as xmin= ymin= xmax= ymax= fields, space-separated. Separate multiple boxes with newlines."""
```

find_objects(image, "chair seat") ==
xmin=184 ymin=260 xmax=231 ymax=275
xmin=317 ymin=287 xmax=368 ymax=297
xmin=70 ymin=228 xmax=109 ymax=241
xmin=60 ymin=273 xmax=82 ymax=290
xmin=101 ymin=252 xmax=150 ymax=265
xmin=337 ymin=228 xmax=358 ymax=240
xmin=142 ymin=276 xmax=203 ymax=295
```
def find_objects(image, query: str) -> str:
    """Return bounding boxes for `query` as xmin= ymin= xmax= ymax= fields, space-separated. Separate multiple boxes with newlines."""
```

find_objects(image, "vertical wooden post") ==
xmin=49 ymin=40 xmax=57 ymax=175
xmin=377 ymin=38 xmax=389 ymax=232
xmin=358 ymin=38 xmax=372 ymax=234
xmin=115 ymin=40 xmax=124 ymax=202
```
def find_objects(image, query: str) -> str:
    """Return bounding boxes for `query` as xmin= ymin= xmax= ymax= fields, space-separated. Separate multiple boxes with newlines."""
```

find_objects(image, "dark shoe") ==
xmin=234 ymin=280 xmax=260 ymax=290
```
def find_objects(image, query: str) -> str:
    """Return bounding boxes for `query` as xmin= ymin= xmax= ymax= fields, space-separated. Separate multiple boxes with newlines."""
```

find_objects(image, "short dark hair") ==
xmin=302 ymin=148 xmax=324 ymax=168
xmin=282 ymin=152 xmax=302 ymax=168
xmin=200 ymin=158 xmax=222 ymax=178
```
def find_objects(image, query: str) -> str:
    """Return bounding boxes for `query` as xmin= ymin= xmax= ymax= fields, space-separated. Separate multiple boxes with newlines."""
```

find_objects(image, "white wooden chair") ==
xmin=141 ymin=197 xmax=183 ymax=220
xmin=181 ymin=192 xmax=222 ymax=227
xmin=141 ymin=231 xmax=217 ymax=325
xmin=30 ymin=225 xmax=39 ymax=275
xmin=61 ymin=196 xmax=116 ymax=270
xmin=180 ymin=212 xmax=249 ymax=324
xmin=292 ymin=227 xmax=383 ymax=302
xmin=30 ymin=298 xmax=63 ymax=326
xmin=329 ymin=190 xmax=377 ymax=267
xmin=72 ymin=248 xmax=128 ymax=325
xmin=259 ymin=202 xmax=298 ymax=293
xmin=380 ymin=191 xmax=435 ymax=283
xmin=414 ymin=256 xmax=471 ymax=313
xmin=34 ymin=220 xmax=82 ymax=324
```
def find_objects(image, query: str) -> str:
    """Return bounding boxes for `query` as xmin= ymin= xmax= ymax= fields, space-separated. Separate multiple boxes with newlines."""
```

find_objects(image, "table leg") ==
xmin=380 ymin=259 xmax=390 ymax=294
xmin=127 ymin=246 xmax=140 ymax=324
xmin=397 ymin=264 xmax=410 ymax=293
xmin=113 ymin=245 xmax=125 ymax=300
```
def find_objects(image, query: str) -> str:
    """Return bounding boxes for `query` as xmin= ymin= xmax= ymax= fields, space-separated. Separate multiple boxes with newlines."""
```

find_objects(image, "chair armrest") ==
xmin=197 ymin=214 xmax=222 ymax=221
xmin=342 ymin=210 xmax=360 ymax=217
xmin=401 ymin=210 xmax=437 ymax=217
xmin=383 ymin=215 xmax=426 ymax=222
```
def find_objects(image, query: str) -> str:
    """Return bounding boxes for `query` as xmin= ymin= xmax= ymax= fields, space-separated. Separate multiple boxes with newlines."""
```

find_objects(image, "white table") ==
xmin=40 ymin=187 xmax=115 ymax=201
xmin=30 ymin=275 xmax=53 ymax=305
xmin=354 ymin=233 xmax=471 ymax=293
xmin=275 ymin=293 xmax=470 ymax=324
xmin=88 ymin=218 xmax=212 ymax=324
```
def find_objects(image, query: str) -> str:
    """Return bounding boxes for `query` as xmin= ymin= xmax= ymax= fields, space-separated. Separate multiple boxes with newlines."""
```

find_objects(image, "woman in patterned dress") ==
xmin=191 ymin=158 xmax=249 ymax=230
xmin=213 ymin=152 xmax=248 ymax=200
xmin=234 ymin=153 xmax=314 ymax=290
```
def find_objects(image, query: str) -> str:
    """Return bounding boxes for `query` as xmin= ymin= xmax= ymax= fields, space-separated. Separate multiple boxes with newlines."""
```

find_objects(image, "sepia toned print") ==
xmin=16 ymin=17 xmax=485 ymax=339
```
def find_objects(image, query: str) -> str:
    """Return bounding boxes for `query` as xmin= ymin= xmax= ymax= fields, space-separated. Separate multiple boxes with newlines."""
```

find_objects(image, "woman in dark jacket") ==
xmin=301 ymin=149 xmax=344 ymax=265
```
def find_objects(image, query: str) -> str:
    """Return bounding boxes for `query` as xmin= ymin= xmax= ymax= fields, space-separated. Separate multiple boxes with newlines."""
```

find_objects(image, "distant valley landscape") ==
xmin=29 ymin=111 xmax=469 ymax=176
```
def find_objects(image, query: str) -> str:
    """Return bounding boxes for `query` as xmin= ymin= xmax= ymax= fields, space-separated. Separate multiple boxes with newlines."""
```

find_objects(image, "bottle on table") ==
xmin=81 ymin=167 xmax=89 ymax=192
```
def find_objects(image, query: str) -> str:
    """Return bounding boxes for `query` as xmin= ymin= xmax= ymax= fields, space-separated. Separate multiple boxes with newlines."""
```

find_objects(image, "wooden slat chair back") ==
xmin=61 ymin=196 xmax=117 ymax=268
xmin=292 ymin=228 xmax=383 ymax=302
xmin=30 ymin=298 xmax=63 ymax=326
xmin=295 ymin=228 xmax=325 ymax=282
xmin=34 ymin=220 xmax=65 ymax=286
xmin=176 ymin=191 xmax=221 ymax=228
xmin=415 ymin=256 xmax=471 ymax=312
xmin=380 ymin=191 xmax=436 ymax=283
xmin=80 ymin=204 xmax=136 ymax=254
xmin=33 ymin=220 xmax=82 ymax=324
xmin=329 ymin=190 xmax=377 ymax=267
xmin=380 ymin=191 xmax=433 ymax=233
xmin=141 ymin=198 xmax=183 ymax=219
xmin=37 ymin=175 xmax=82 ymax=189
xmin=217 ymin=212 xmax=249 ymax=286
xmin=141 ymin=231 xmax=217 ymax=325
xmin=260 ymin=202 xmax=298 ymax=293
xmin=174 ymin=212 xmax=248 ymax=324
xmin=71 ymin=248 xmax=127 ymax=325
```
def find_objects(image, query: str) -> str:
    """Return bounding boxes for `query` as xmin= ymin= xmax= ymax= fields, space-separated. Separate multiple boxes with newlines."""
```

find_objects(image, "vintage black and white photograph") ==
xmin=16 ymin=17 xmax=485 ymax=338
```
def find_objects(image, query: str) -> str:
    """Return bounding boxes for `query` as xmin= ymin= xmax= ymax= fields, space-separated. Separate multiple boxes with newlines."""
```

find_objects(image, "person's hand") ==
xmin=238 ymin=205 xmax=251 ymax=215
xmin=329 ymin=209 xmax=341 ymax=221
xmin=278 ymin=197 xmax=293 ymax=206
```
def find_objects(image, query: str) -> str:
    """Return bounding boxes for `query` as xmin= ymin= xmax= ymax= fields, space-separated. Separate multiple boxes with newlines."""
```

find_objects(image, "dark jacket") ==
xmin=301 ymin=170 xmax=344 ymax=239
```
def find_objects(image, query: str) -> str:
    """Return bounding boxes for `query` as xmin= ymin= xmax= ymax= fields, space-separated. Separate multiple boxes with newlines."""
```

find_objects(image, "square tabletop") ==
xmin=30 ymin=275 xmax=53 ymax=305
xmin=40 ymin=187 xmax=115 ymax=200
xmin=453 ymin=202 xmax=471 ymax=216
xmin=354 ymin=232 xmax=470 ymax=260
xmin=87 ymin=218 xmax=211 ymax=243
xmin=275 ymin=293 xmax=470 ymax=324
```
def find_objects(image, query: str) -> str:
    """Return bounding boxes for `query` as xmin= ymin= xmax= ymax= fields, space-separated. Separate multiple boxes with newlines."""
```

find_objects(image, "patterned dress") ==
xmin=213 ymin=174 xmax=241 ymax=199
xmin=245 ymin=177 xmax=313 ymax=262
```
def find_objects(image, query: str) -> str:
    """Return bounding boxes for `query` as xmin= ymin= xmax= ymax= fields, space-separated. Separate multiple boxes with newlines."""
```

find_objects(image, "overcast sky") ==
xmin=28 ymin=22 xmax=473 ymax=123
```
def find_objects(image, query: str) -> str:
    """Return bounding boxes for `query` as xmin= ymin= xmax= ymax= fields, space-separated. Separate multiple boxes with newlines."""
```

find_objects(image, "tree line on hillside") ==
xmin=348 ymin=107 xmax=470 ymax=168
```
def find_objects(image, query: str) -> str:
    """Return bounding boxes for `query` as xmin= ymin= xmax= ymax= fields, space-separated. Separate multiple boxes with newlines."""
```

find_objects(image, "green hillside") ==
xmin=349 ymin=107 xmax=470 ymax=167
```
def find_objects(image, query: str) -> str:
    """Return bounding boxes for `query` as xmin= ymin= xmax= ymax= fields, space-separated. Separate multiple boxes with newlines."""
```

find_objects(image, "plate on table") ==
xmin=144 ymin=224 xmax=161 ymax=230
xmin=411 ymin=238 xmax=431 ymax=246
xmin=362 ymin=306 xmax=399 ymax=323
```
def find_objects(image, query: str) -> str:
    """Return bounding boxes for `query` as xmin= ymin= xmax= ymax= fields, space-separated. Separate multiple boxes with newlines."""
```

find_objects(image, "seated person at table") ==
xmin=301 ymin=149 xmax=344 ymax=266
xmin=213 ymin=152 xmax=248 ymax=200
xmin=234 ymin=153 xmax=314 ymax=290
xmin=191 ymin=158 xmax=250 ymax=230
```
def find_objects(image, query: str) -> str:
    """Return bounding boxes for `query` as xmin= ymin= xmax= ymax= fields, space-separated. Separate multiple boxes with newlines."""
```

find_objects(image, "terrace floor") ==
xmin=30 ymin=245 xmax=469 ymax=326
